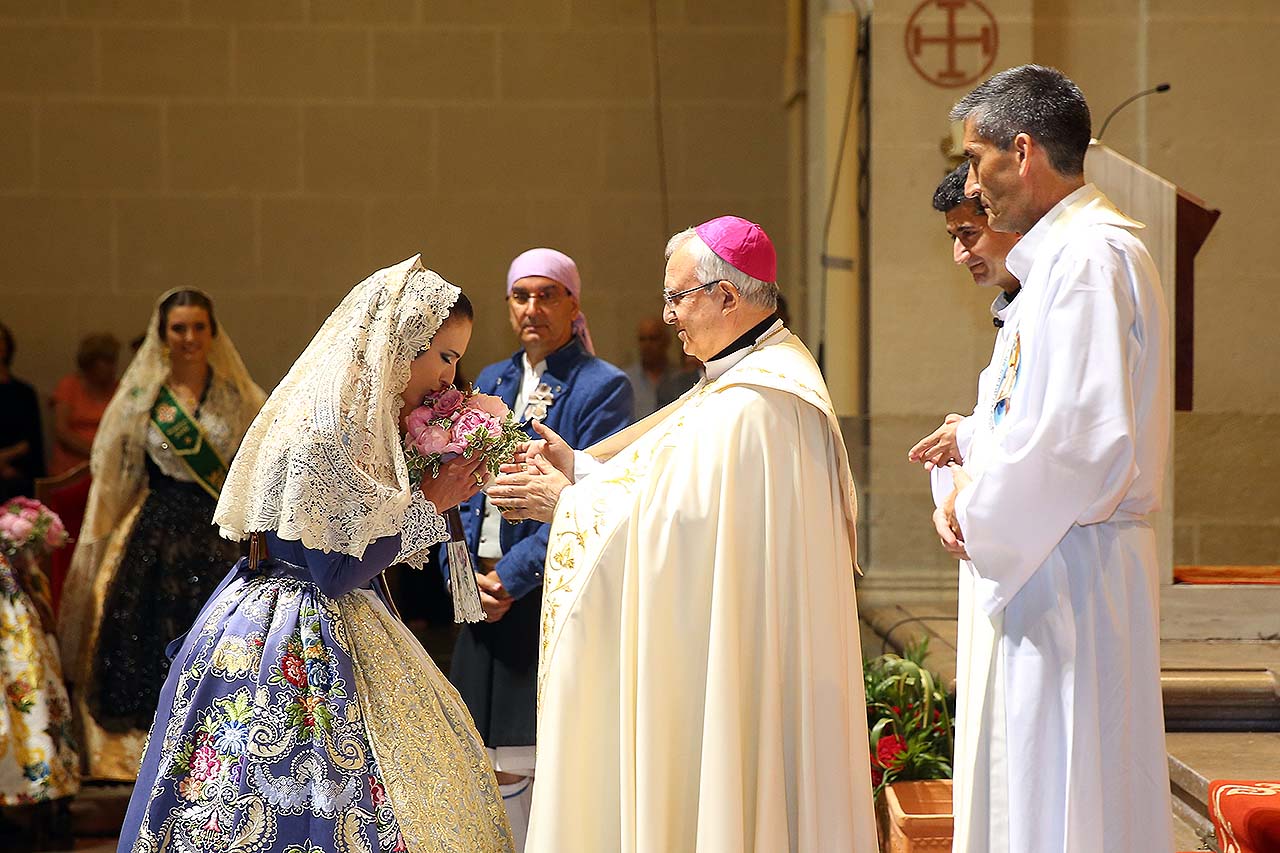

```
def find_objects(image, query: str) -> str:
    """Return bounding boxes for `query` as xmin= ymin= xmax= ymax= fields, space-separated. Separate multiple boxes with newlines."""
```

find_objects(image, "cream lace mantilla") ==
xmin=214 ymin=255 xmax=459 ymax=567
xmin=58 ymin=287 xmax=265 ymax=668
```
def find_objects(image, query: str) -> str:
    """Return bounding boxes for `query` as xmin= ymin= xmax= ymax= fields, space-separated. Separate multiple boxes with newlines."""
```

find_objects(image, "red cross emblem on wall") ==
xmin=905 ymin=0 xmax=999 ymax=89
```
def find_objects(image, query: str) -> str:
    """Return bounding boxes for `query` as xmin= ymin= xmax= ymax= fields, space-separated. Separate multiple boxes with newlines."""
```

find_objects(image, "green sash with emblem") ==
xmin=150 ymin=385 xmax=228 ymax=500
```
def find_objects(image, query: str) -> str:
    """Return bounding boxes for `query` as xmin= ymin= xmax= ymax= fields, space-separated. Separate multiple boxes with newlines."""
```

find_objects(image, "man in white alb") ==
xmin=936 ymin=65 xmax=1174 ymax=853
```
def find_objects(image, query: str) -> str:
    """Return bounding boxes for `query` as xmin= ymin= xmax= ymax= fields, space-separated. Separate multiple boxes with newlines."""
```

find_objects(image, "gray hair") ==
xmin=949 ymin=64 xmax=1091 ymax=177
xmin=664 ymin=228 xmax=779 ymax=310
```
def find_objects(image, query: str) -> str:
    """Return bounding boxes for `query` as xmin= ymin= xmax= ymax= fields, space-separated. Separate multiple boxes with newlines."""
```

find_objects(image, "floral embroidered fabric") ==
xmin=0 ymin=552 xmax=79 ymax=804
xmin=123 ymin=557 xmax=510 ymax=853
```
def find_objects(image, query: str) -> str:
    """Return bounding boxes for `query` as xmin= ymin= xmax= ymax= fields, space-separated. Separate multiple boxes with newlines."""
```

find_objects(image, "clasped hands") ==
xmin=485 ymin=420 xmax=575 ymax=524
xmin=909 ymin=414 xmax=972 ymax=561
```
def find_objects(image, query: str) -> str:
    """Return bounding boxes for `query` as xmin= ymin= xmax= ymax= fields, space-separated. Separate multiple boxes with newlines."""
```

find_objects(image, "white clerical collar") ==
xmin=990 ymin=288 xmax=1019 ymax=327
xmin=1005 ymin=182 xmax=1098 ymax=283
xmin=703 ymin=318 xmax=786 ymax=381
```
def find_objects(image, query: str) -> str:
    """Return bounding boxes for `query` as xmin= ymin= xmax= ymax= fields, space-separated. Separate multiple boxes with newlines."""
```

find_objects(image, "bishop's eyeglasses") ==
xmin=662 ymin=279 xmax=724 ymax=308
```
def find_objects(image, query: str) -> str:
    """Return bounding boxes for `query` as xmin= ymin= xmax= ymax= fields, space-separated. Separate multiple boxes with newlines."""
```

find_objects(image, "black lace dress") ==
xmin=81 ymin=380 xmax=244 ymax=770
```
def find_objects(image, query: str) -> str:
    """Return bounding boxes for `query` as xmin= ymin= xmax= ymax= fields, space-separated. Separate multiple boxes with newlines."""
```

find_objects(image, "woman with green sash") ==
xmin=58 ymin=289 xmax=265 ymax=780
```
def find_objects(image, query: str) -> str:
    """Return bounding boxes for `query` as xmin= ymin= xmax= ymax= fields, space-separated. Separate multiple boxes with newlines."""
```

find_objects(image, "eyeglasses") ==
xmin=662 ymin=280 xmax=723 ymax=308
xmin=509 ymin=286 xmax=567 ymax=306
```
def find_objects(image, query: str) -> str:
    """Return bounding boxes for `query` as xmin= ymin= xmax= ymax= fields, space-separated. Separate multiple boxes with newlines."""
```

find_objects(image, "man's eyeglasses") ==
xmin=662 ymin=280 xmax=723 ymax=308
xmin=509 ymin=286 xmax=567 ymax=306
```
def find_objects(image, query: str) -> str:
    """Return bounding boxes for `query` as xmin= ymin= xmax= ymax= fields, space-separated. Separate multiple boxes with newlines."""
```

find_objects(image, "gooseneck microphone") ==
xmin=1097 ymin=83 xmax=1171 ymax=141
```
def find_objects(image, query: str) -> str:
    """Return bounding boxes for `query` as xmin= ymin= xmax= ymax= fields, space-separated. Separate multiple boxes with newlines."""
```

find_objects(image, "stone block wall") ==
xmin=0 ymin=0 xmax=792 ymax=398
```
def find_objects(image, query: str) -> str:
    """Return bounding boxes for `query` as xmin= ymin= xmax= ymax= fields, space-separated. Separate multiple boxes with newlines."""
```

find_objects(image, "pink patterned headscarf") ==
xmin=506 ymin=248 xmax=595 ymax=355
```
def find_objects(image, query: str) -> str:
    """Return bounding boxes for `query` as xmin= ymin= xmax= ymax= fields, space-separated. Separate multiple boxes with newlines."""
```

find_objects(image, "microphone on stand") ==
xmin=1097 ymin=83 xmax=1171 ymax=141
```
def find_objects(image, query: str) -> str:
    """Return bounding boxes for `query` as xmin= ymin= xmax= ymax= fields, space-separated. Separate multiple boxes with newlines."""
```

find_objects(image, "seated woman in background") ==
xmin=0 ymin=322 xmax=45 ymax=504
xmin=49 ymin=333 xmax=120 ymax=477
xmin=58 ymin=289 xmax=265 ymax=782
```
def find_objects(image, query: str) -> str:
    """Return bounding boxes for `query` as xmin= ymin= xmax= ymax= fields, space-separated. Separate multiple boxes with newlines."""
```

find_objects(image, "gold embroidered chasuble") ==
xmin=528 ymin=333 xmax=878 ymax=853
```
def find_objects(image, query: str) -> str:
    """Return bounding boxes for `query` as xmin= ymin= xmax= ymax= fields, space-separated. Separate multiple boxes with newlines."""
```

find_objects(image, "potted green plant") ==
xmin=864 ymin=637 xmax=955 ymax=852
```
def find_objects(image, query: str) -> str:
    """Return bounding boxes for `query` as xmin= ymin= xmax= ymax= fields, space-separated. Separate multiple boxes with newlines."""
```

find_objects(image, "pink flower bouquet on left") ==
xmin=402 ymin=386 xmax=527 ymax=623
xmin=0 ymin=497 xmax=70 ymax=559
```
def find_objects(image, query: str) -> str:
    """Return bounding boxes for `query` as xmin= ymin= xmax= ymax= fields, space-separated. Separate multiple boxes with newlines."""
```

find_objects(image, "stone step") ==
xmin=861 ymin=604 xmax=1280 ymax=730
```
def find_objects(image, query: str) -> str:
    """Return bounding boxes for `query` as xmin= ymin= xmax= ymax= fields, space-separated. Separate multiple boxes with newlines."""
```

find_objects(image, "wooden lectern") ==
xmin=1088 ymin=142 xmax=1280 ymax=640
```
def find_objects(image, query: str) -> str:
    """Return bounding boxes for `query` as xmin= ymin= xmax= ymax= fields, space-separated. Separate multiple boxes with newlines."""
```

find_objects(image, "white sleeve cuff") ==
xmin=572 ymin=449 xmax=602 ymax=483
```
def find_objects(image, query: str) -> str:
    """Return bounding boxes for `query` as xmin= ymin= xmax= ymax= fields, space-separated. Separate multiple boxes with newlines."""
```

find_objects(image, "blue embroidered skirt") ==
xmin=118 ymin=560 xmax=512 ymax=853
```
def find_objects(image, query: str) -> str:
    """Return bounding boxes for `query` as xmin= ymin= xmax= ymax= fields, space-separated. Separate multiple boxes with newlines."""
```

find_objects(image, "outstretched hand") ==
xmin=487 ymin=454 xmax=571 ymax=523
xmin=418 ymin=453 xmax=488 ymax=511
xmin=516 ymin=420 xmax=576 ymax=483
xmin=908 ymin=413 xmax=965 ymax=471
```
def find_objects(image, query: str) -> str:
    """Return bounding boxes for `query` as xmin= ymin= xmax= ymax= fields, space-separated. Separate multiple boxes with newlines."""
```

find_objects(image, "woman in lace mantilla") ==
xmin=58 ymin=289 xmax=266 ymax=782
xmin=117 ymin=256 xmax=513 ymax=853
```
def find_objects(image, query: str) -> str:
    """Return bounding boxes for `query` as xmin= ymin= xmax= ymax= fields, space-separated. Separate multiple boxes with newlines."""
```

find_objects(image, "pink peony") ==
xmin=430 ymin=387 xmax=464 ymax=418
xmin=446 ymin=409 xmax=501 ymax=455
xmin=467 ymin=393 xmax=509 ymax=419
xmin=44 ymin=520 xmax=66 ymax=548
xmin=18 ymin=507 xmax=38 ymax=523
xmin=406 ymin=408 xmax=452 ymax=457
xmin=4 ymin=516 xmax=33 ymax=542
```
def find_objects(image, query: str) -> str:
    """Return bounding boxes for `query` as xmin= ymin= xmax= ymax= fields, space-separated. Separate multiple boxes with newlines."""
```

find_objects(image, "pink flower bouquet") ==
xmin=402 ymin=386 xmax=528 ymax=624
xmin=0 ymin=497 xmax=70 ymax=559
xmin=403 ymin=386 xmax=526 ymax=485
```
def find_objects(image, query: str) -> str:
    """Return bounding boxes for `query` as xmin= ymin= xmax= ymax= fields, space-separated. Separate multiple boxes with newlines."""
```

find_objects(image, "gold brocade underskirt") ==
xmin=69 ymin=498 xmax=147 ymax=782
xmin=341 ymin=590 xmax=514 ymax=853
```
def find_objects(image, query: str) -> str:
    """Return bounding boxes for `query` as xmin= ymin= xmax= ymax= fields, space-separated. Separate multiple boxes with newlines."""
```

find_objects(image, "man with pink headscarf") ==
xmin=490 ymin=217 xmax=878 ymax=852
xmin=444 ymin=247 xmax=632 ymax=849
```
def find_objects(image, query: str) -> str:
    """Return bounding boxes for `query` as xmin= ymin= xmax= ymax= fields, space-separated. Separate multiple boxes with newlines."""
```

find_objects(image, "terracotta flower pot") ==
xmin=880 ymin=779 xmax=953 ymax=852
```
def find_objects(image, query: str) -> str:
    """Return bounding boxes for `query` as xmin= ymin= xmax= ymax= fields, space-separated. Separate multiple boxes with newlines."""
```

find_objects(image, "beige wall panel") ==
xmin=1174 ymin=524 xmax=1196 ymax=566
xmin=0 ymin=198 xmax=112 ymax=290
xmin=686 ymin=0 xmax=783 ymax=27
xmin=0 ymin=25 xmax=96 ymax=94
xmin=869 ymin=414 xmax=946 ymax=494
xmin=115 ymin=198 xmax=256 ymax=295
xmin=1198 ymin=525 xmax=1280 ymax=565
xmin=657 ymin=31 xmax=786 ymax=102
xmin=311 ymin=0 xmax=420 ymax=24
xmin=866 ymin=490 xmax=957 ymax=578
xmin=0 ymin=101 xmax=34 ymax=190
xmin=672 ymin=104 xmax=787 ymax=196
xmin=39 ymin=102 xmax=163 ymax=190
xmin=209 ymin=292 xmax=322 ymax=391
xmin=373 ymin=31 xmax=499 ymax=100
xmin=65 ymin=0 xmax=183 ymax=21
xmin=303 ymin=104 xmax=435 ymax=193
xmin=1032 ymin=18 xmax=1140 ymax=153
xmin=435 ymin=105 xmax=601 ymax=193
xmin=601 ymin=109 xmax=661 ymax=192
xmin=0 ymin=1 xmax=63 ymax=20
xmin=189 ymin=0 xmax=307 ymax=23
xmin=3 ymin=292 xmax=88 ymax=396
xmin=100 ymin=27 xmax=231 ymax=97
xmin=1149 ymin=0 xmax=1280 ymax=17
xmin=870 ymin=2 xmax=1033 ymax=417
xmin=237 ymin=28 xmax=370 ymax=99
xmin=1144 ymin=16 xmax=1280 ymax=414
xmin=168 ymin=103 xmax=303 ymax=193
xmin=421 ymin=0 xmax=570 ymax=28
xmin=500 ymin=31 xmax=653 ymax=101
xmin=259 ymin=198 xmax=370 ymax=295
xmin=569 ymin=0 xmax=683 ymax=27
xmin=1175 ymin=413 xmax=1280 ymax=524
